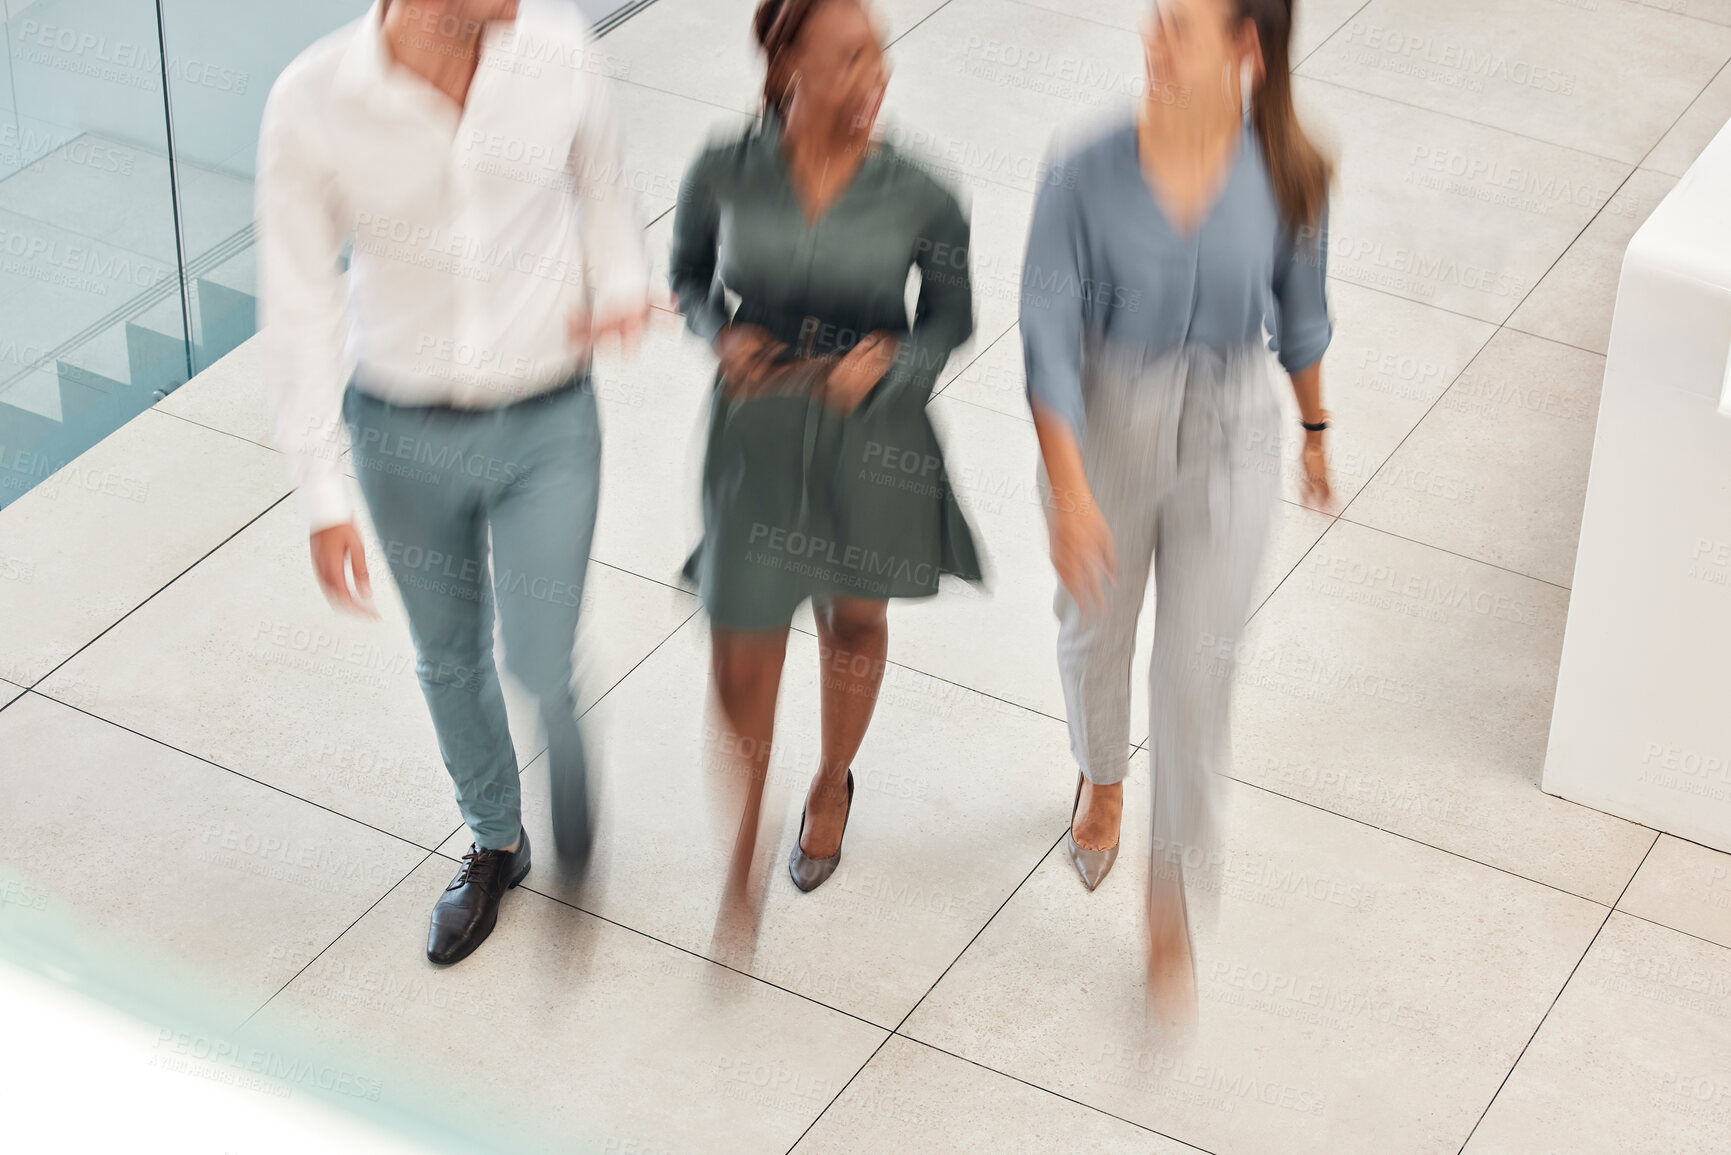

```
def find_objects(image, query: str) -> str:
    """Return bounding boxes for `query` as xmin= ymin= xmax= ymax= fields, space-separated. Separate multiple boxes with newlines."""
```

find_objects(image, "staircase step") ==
xmin=195 ymin=278 xmax=257 ymax=367
xmin=125 ymin=322 xmax=190 ymax=399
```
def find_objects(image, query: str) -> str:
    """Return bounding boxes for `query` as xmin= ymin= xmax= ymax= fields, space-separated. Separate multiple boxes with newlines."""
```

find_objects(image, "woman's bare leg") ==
xmin=803 ymin=596 xmax=889 ymax=857
xmin=1072 ymin=779 xmax=1124 ymax=849
xmin=708 ymin=625 xmax=790 ymax=949
xmin=1146 ymin=861 xmax=1199 ymax=1038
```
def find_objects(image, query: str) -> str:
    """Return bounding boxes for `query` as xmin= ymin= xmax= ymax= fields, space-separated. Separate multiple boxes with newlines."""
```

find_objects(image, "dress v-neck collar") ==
xmin=757 ymin=107 xmax=881 ymax=230
xmin=1127 ymin=118 xmax=1252 ymax=243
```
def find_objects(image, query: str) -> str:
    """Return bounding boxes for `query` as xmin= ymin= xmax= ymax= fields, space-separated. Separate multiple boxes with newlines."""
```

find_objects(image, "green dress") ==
xmin=670 ymin=111 xmax=984 ymax=629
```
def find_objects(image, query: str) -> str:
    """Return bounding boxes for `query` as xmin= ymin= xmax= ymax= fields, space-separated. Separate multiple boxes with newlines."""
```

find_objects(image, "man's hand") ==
xmin=715 ymin=324 xmax=789 ymax=399
xmin=568 ymin=298 xmax=654 ymax=359
xmin=823 ymin=331 xmax=901 ymax=416
xmin=310 ymin=522 xmax=378 ymax=618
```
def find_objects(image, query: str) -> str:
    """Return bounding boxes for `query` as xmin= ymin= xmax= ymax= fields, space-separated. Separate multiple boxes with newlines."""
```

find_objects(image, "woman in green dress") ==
xmin=670 ymin=0 xmax=980 ymax=913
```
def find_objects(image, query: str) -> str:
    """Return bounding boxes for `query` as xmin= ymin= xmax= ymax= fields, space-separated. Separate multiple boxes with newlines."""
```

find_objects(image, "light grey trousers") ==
xmin=1051 ymin=341 xmax=1282 ymax=868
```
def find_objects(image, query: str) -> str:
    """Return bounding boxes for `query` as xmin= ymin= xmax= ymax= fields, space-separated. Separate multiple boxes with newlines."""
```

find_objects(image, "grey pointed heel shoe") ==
xmin=789 ymin=770 xmax=854 ymax=893
xmin=1067 ymin=773 xmax=1120 ymax=891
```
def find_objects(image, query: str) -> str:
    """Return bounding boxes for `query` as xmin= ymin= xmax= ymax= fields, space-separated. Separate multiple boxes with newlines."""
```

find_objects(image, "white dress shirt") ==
xmin=257 ymin=0 xmax=649 ymax=531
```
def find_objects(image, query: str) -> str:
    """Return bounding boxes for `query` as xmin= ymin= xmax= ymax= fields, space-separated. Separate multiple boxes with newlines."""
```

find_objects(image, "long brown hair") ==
xmin=1237 ymin=0 xmax=1331 ymax=230
xmin=754 ymin=0 xmax=841 ymax=118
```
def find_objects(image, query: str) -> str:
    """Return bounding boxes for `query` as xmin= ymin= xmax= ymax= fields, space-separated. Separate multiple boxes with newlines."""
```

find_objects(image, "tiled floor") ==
xmin=3 ymin=1 xmax=1730 ymax=1152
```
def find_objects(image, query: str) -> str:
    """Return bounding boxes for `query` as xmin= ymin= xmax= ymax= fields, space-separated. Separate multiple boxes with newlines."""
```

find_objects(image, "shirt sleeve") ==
xmin=1019 ymin=158 xmax=1088 ymax=442
xmin=256 ymin=79 xmax=354 ymax=533
xmin=861 ymin=180 xmax=975 ymax=414
xmin=571 ymin=59 xmax=650 ymax=319
xmin=669 ymin=148 xmax=729 ymax=346
xmin=1269 ymin=203 xmax=1333 ymax=374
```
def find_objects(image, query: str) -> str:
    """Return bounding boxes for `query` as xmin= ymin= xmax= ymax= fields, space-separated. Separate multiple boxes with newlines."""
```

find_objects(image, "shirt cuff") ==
xmin=591 ymin=265 xmax=651 ymax=319
xmin=300 ymin=475 xmax=355 ymax=534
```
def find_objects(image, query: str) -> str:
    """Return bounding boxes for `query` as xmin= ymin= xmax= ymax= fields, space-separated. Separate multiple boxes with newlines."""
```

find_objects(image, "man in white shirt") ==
xmin=258 ymin=0 xmax=650 ymax=965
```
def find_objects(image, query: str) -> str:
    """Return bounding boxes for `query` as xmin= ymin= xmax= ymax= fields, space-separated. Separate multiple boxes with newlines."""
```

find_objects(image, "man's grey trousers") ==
xmin=344 ymin=374 xmax=599 ymax=851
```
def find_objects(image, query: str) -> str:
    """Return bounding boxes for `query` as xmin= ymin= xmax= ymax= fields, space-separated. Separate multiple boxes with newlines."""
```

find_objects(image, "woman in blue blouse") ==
xmin=1023 ymin=0 xmax=1334 ymax=1012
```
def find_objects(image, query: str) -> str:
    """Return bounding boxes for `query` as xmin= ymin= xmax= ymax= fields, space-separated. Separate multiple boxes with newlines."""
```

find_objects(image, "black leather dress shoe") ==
xmin=426 ymin=830 xmax=531 ymax=966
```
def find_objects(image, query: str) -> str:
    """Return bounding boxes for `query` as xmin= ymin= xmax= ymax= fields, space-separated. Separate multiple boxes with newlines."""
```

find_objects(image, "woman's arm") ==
xmin=1022 ymin=159 xmax=1115 ymax=609
xmin=1272 ymin=207 xmax=1335 ymax=507
xmin=828 ymin=179 xmax=975 ymax=416
xmin=1033 ymin=400 xmax=1116 ymax=611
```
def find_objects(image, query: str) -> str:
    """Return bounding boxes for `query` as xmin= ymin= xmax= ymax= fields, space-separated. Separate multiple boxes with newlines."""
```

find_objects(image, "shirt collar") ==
xmin=334 ymin=1 xmax=512 ymax=102
xmin=334 ymin=0 xmax=391 ymax=93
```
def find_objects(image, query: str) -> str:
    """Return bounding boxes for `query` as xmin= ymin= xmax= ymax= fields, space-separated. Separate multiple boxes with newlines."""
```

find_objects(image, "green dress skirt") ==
xmin=670 ymin=113 xmax=984 ymax=629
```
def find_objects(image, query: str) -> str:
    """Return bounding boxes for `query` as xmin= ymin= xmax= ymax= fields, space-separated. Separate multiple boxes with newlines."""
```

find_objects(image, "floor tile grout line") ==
xmin=888 ymin=829 xmax=1068 ymax=1035
xmin=1601 ymin=0 xmax=1731 ymax=32
xmin=781 ymin=1035 xmax=897 ymax=1154
xmin=885 ymin=0 xmax=960 ymax=49
xmin=237 ymin=847 xmax=440 ymax=1032
xmin=1635 ymin=53 xmax=1731 ymax=171
xmin=996 ymin=0 xmax=1136 ymax=35
xmin=1492 ymin=320 xmax=1610 ymax=360
xmin=783 ymin=618 xmax=1071 ymax=728
xmin=586 ymin=554 xmax=701 ymax=601
xmin=1330 ymin=144 xmax=1627 ymax=531
xmin=1328 ymin=512 xmax=1576 ymax=591
xmin=416 ymin=845 xmax=903 ymax=1035
xmin=885 ymin=1033 xmax=1223 ymax=1155
xmin=1296 ymin=0 xmax=1379 ymax=70
xmin=1127 ymin=736 xmax=1645 ymax=918
xmin=571 ymin=606 xmax=703 ymax=723
xmin=1610 ymin=906 xmax=1731 ymax=955
xmin=19 ymin=688 xmax=451 ymax=854
xmin=1451 ymin=833 xmax=1661 ymax=1154
xmin=1327 ymin=272 xmax=1508 ymax=328
xmin=16 ymin=488 xmax=296 ymax=691
xmin=785 ymin=822 xmax=1072 ymax=1153
xmin=1220 ymin=771 xmax=1637 ymax=912
xmin=12 ymin=480 xmax=697 ymax=852
xmin=929 ymin=318 xmax=1018 ymax=404
xmin=1294 ymin=74 xmax=1649 ymax=169
xmin=1245 ymin=508 xmax=1342 ymax=624
xmin=149 ymin=406 xmax=278 ymax=455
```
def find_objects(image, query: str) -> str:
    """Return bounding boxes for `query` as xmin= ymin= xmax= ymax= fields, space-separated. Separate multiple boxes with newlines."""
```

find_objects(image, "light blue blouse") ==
xmin=1020 ymin=117 xmax=1333 ymax=439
